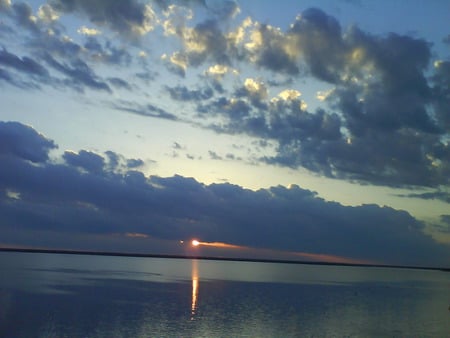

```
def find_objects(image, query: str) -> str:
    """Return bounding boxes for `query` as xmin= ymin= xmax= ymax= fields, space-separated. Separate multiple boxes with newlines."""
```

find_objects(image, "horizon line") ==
xmin=1 ymin=247 xmax=448 ymax=272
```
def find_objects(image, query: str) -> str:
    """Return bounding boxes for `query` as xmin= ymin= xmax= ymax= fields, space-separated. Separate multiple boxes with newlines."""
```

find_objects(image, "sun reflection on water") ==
xmin=191 ymin=259 xmax=199 ymax=320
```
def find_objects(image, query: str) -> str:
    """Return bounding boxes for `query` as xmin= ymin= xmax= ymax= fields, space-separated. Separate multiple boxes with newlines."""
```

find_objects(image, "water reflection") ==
xmin=191 ymin=259 xmax=199 ymax=320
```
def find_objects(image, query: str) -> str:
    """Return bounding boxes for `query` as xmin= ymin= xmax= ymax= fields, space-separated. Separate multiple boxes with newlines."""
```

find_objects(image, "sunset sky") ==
xmin=0 ymin=0 xmax=449 ymax=267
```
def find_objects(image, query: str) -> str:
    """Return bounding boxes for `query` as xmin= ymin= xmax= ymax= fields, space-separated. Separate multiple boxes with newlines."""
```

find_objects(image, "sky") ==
xmin=0 ymin=0 xmax=449 ymax=267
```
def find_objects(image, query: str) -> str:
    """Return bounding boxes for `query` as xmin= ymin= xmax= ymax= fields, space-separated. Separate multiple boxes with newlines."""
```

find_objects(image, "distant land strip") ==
xmin=0 ymin=247 xmax=449 ymax=272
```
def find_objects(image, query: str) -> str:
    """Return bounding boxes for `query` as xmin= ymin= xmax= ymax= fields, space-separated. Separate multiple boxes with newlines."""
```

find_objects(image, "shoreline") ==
xmin=1 ymin=247 xmax=448 ymax=272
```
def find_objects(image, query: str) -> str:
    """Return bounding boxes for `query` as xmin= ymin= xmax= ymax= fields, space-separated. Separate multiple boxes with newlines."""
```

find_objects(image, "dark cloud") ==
xmin=264 ymin=128 xmax=449 ymax=187
xmin=428 ymin=215 xmax=450 ymax=235
xmin=104 ymin=150 xmax=145 ymax=172
xmin=0 ymin=7 xmax=131 ymax=93
xmin=48 ymin=0 xmax=156 ymax=36
xmin=206 ymin=0 xmax=239 ymax=20
xmin=166 ymin=84 xmax=213 ymax=101
xmin=431 ymin=60 xmax=450 ymax=130
xmin=0 ymin=67 xmax=12 ymax=81
xmin=441 ymin=215 xmax=450 ymax=225
xmin=43 ymin=53 xmax=111 ymax=92
xmin=0 ymin=48 xmax=49 ymax=77
xmin=157 ymin=0 xmax=238 ymax=20
xmin=30 ymin=31 xmax=84 ymax=61
xmin=182 ymin=20 xmax=230 ymax=66
xmin=108 ymin=77 xmax=132 ymax=90
xmin=11 ymin=1 xmax=40 ymax=33
xmin=0 ymin=121 xmax=56 ymax=162
xmin=186 ymin=8 xmax=450 ymax=188
xmin=135 ymin=70 xmax=157 ymax=83
xmin=200 ymin=96 xmax=252 ymax=121
xmin=1 ymin=121 xmax=449 ymax=267
xmin=154 ymin=0 xmax=206 ymax=11
xmin=0 ymin=67 xmax=20 ymax=87
xmin=126 ymin=158 xmax=144 ymax=168
xmin=398 ymin=191 xmax=450 ymax=204
xmin=251 ymin=23 xmax=300 ymax=75
xmin=208 ymin=150 xmax=222 ymax=160
xmin=113 ymin=101 xmax=178 ymax=121
xmin=172 ymin=142 xmax=183 ymax=150
xmin=63 ymin=150 xmax=105 ymax=174
xmin=83 ymin=38 xmax=132 ymax=65
xmin=288 ymin=8 xmax=344 ymax=82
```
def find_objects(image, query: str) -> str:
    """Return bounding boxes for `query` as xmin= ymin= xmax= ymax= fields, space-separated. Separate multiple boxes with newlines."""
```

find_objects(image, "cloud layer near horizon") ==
xmin=0 ymin=1 xmax=449 ymax=192
xmin=1 ymin=121 xmax=449 ymax=266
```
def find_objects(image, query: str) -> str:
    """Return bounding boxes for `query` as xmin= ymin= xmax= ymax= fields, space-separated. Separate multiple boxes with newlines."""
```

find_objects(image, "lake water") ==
xmin=0 ymin=252 xmax=449 ymax=337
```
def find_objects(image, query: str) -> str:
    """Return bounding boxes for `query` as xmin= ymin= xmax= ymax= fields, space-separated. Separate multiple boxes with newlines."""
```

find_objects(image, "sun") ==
xmin=191 ymin=239 xmax=200 ymax=247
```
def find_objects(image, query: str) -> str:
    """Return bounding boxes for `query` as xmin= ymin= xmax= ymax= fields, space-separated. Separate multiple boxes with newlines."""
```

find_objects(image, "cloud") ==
xmin=126 ymin=158 xmax=144 ymax=168
xmin=0 ymin=0 xmax=11 ymax=11
xmin=204 ymin=64 xmax=238 ymax=80
xmin=104 ymin=150 xmax=146 ymax=172
xmin=398 ymin=191 xmax=450 ymax=204
xmin=77 ymin=25 xmax=101 ymax=36
xmin=178 ymin=19 xmax=230 ymax=66
xmin=108 ymin=77 xmax=132 ymax=90
xmin=10 ymin=2 xmax=40 ymax=32
xmin=48 ymin=0 xmax=158 ymax=36
xmin=230 ymin=17 xmax=300 ymax=75
xmin=189 ymin=8 xmax=450 ymax=188
xmin=113 ymin=101 xmax=178 ymax=121
xmin=166 ymin=84 xmax=213 ymax=101
xmin=208 ymin=150 xmax=222 ymax=160
xmin=43 ymin=53 xmax=111 ymax=92
xmin=441 ymin=215 xmax=450 ymax=226
xmin=1 ymin=121 xmax=449 ymax=267
xmin=83 ymin=37 xmax=132 ymax=65
xmin=431 ymin=60 xmax=450 ymax=130
xmin=235 ymin=78 xmax=268 ymax=108
xmin=63 ymin=150 xmax=105 ymax=175
xmin=206 ymin=0 xmax=240 ymax=20
xmin=1 ymin=3 xmax=449 ymax=190
xmin=287 ymin=8 xmax=344 ymax=82
xmin=36 ymin=4 xmax=59 ymax=23
xmin=0 ymin=48 xmax=49 ymax=77
xmin=0 ymin=121 xmax=56 ymax=162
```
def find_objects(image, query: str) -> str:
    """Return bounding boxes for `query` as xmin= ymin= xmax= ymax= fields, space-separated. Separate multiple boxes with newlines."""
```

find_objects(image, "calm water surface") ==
xmin=0 ymin=252 xmax=449 ymax=337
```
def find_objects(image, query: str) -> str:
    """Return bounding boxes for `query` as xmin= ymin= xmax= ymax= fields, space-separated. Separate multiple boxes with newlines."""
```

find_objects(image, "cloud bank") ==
xmin=0 ymin=121 xmax=448 ymax=267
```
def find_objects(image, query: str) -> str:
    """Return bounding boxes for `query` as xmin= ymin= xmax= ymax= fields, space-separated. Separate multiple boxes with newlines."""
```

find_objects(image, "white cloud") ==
xmin=205 ymin=64 xmax=239 ymax=80
xmin=77 ymin=26 xmax=102 ymax=36
xmin=316 ymin=89 xmax=334 ymax=101
xmin=244 ymin=78 xmax=267 ymax=99
xmin=277 ymin=89 xmax=301 ymax=101
xmin=37 ymin=4 xmax=59 ymax=22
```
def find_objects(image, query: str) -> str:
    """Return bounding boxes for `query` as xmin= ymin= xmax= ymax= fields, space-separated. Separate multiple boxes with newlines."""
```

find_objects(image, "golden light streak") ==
xmin=193 ymin=240 xmax=249 ymax=250
xmin=288 ymin=251 xmax=377 ymax=265
xmin=191 ymin=260 xmax=198 ymax=320
xmin=187 ymin=239 xmax=378 ymax=265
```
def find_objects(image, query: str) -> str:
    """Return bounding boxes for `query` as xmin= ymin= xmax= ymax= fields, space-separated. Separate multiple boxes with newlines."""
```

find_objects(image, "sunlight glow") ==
xmin=191 ymin=260 xmax=198 ymax=320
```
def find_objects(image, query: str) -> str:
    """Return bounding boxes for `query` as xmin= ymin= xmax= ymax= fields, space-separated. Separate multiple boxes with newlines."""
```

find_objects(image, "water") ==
xmin=0 ymin=252 xmax=449 ymax=337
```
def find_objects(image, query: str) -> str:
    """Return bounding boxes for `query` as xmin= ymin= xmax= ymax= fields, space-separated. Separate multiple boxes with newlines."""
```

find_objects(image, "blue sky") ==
xmin=0 ymin=0 xmax=449 ymax=267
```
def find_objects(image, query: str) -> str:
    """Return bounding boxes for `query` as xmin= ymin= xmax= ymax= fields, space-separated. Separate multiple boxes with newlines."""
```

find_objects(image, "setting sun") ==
xmin=191 ymin=240 xmax=200 ymax=247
